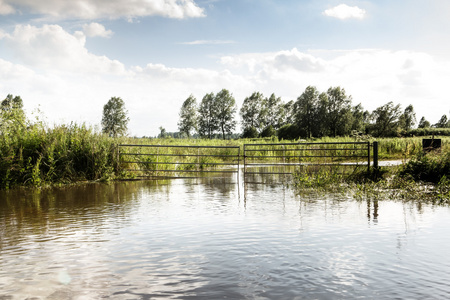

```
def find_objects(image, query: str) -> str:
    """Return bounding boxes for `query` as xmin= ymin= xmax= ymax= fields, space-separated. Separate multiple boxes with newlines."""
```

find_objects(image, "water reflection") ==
xmin=1 ymin=171 xmax=450 ymax=299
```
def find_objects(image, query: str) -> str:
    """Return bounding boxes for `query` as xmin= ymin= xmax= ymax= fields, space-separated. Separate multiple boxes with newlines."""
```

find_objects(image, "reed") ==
xmin=0 ymin=122 xmax=121 ymax=189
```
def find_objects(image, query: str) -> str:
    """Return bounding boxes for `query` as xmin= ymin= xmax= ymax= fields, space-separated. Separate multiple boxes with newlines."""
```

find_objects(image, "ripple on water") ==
xmin=1 ymin=181 xmax=450 ymax=299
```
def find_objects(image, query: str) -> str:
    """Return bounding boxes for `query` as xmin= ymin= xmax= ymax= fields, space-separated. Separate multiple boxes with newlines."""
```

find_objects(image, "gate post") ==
xmin=373 ymin=141 xmax=379 ymax=170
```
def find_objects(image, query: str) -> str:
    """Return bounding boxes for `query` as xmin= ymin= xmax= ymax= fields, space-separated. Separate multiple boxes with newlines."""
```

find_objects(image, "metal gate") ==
xmin=119 ymin=144 xmax=240 ymax=179
xmin=243 ymin=142 xmax=371 ymax=178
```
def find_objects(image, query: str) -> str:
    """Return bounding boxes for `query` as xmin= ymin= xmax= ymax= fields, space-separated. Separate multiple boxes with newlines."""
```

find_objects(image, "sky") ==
xmin=1 ymin=0 xmax=450 ymax=137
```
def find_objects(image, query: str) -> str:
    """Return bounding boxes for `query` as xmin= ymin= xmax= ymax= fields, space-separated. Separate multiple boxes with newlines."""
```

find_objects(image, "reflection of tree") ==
xmin=0 ymin=182 xmax=153 ymax=250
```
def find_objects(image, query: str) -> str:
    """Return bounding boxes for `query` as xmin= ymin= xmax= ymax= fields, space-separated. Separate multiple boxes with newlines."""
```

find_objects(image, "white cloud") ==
xmin=221 ymin=48 xmax=450 ymax=121
xmin=323 ymin=4 xmax=366 ymax=20
xmin=0 ymin=0 xmax=205 ymax=20
xmin=1 ymin=24 xmax=126 ymax=74
xmin=181 ymin=40 xmax=236 ymax=45
xmin=82 ymin=23 xmax=113 ymax=38
xmin=0 ymin=0 xmax=15 ymax=14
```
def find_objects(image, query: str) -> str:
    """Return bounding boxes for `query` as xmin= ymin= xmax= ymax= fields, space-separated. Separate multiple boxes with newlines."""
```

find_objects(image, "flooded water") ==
xmin=1 ymin=172 xmax=450 ymax=299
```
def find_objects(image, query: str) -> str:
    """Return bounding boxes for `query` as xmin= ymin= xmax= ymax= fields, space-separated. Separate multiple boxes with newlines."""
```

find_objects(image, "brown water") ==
xmin=1 ymin=174 xmax=450 ymax=299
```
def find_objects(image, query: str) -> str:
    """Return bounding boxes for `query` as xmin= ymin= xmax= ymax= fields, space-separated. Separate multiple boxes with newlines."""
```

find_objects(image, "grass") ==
xmin=0 ymin=122 xmax=121 ymax=189
xmin=292 ymin=148 xmax=450 ymax=204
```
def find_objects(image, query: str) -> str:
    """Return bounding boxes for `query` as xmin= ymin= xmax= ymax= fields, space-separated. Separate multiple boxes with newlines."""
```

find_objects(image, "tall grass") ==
xmin=0 ymin=122 xmax=120 ymax=189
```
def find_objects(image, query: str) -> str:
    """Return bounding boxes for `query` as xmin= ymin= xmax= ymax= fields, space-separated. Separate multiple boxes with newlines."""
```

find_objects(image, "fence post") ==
xmin=373 ymin=141 xmax=378 ymax=170
xmin=367 ymin=142 xmax=371 ymax=172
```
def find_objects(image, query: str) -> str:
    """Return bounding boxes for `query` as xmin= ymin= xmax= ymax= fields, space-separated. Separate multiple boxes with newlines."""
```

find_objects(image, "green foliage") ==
xmin=277 ymin=124 xmax=299 ymax=140
xmin=198 ymin=93 xmax=218 ymax=139
xmin=398 ymin=150 xmax=450 ymax=183
xmin=240 ymin=92 xmax=265 ymax=132
xmin=260 ymin=125 xmax=276 ymax=138
xmin=406 ymin=128 xmax=450 ymax=136
xmin=178 ymin=95 xmax=198 ymax=137
xmin=102 ymin=97 xmax=129 ymax=137
xmin=0 ymin=120 xmax=120 ymax=189
xmin=242 ymin=126 xmax=259 ymax=138
xmin=215 ymin=89 xmax=237 ymax=139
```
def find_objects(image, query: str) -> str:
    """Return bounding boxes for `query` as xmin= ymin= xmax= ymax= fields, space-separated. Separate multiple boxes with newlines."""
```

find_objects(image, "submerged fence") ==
xmin=243 ymin=141 xmax=375 ymax=177
xmin=119 ymin=141 xmax=378 ymax=181
xmin=118 ymin=144 xmax=240 ymax=179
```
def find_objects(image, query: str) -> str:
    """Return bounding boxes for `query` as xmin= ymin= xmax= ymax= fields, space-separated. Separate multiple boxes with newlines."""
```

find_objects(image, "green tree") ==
xmin=326 ymin=86 xmax=352 ymax=137
xmin=418 ymin=116 xmax=431 ymax=129
xmin=434 ymin=114 xmax=449 ymax=128
xmin=351 ymin=103 xmax=369 ymax=133
xmin=215 ymin=89 xmax=237 ymax=139
xmin=101 ymin=97 xmax=129 ymax=137
xmin=399 ymin=104 xmax=416 ymax=131
xmin=0 ymin=94 xmax=26 ymax=135
xmin=295 ymin=86 xmax=319 ymax=138
xmin=198 ymin=92 xmax=218 ymax=139
xmin=240 ymin=92 xmax=265 ymax=134
xmin=264 ymin=93 xmax=283 ymax=129
xmin=371 ymin=101 xmax=402 ymax=136
xmin=177 ymin=95 xmax=198 ymax=137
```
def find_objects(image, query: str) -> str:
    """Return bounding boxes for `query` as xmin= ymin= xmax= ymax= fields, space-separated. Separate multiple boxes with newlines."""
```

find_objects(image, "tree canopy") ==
xmin=178 ymin=95 xmax=198 ymax=137
xmin=101 ymin=97 xmax=129 ymax=137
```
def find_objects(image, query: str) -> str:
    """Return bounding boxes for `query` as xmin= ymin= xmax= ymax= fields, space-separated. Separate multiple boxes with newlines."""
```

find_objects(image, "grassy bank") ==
xmin=292 ymin=148 xmax=450 ymax=203
xmin=0 ymin=123 xmax=121 ymax=189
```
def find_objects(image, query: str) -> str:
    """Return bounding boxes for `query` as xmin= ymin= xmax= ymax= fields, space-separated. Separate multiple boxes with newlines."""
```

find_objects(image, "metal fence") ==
xmin=118 ymin=144 xmax=240 ymax=179
xmin=243 ymin=142 xmax=372 ymax=177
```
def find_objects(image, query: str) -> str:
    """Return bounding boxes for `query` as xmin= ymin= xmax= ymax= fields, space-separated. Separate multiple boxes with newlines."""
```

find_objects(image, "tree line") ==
xmin=1 ymin=91 xmax=448 ymax=140
xmin=177 ymin=86 xmax=450 ymax=139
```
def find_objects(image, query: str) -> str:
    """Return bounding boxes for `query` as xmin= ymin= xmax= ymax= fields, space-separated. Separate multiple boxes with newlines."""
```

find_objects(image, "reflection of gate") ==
xmin=243 ymin=142 xmax=372 ymax=178
xmin=119 ymin=144 xmax=240 ymax=179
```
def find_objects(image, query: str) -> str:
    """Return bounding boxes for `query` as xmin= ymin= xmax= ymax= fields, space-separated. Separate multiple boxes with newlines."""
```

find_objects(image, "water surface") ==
xmin=1 ymin=174 xmax=450 ymax=299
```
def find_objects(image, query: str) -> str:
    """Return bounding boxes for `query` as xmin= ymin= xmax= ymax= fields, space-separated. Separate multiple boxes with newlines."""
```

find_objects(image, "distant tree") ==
xmin=325 ymin=86 xmax=352 ymax=137
xmin=351 ymin=103 xmax=368 ymax=133
xmin=418 ymin=116 xmax=431 ymax=129
xmin=0 ymin=94 xmax=26 ymax=134
xmin=295 ymin=86 xmax=319 ymax=138
xmin=399 ymin=104 xmax=416 ymax=131
xmin=260 ymin=125 xmax=276 ymax=138
xmin=240 ymin=92 xmax=265 ymax=134
xmin=198 ymin=92 xmax=218 ymax=139
xmin=434 ymin=114 xmax=449 ymax=128
xmin=264 ymin=93 xmax=284 ymax=129
xmin=215 ymin=89 xmax=237 ymax=139
xmin=158 ymin=126 xmax=167 ymax=138
xmin=241 ymin=126 xmax=258 ymax=138
xmin=279 ymin=100 xmax=295 ymax=127
xmin=177 ymin=95 xmax=198 ymax=137
xmin=371 ymin=101 xmax=402 ymax=136
xmin=101 ymin=97 xmax=129 ymax=137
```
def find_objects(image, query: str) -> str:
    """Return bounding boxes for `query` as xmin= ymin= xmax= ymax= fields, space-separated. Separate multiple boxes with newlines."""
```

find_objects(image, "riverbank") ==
xmin=292 ymin=149 xmax=450 ymax=203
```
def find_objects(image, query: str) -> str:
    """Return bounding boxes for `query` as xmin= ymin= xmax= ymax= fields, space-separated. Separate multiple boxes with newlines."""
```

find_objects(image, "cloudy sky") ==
xmin=1 ymin=0 xmax=449 ymax=136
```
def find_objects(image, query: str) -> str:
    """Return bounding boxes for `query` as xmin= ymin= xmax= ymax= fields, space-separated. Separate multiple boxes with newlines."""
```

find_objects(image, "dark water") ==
xmin=1 ymin=173 xmax=450 ymax=299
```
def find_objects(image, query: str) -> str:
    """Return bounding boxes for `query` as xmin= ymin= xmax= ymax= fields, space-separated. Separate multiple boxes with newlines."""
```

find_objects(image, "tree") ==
xmin=101 ymin=97 xmax=129 ymax=137
xmin=399 ymin=104 xmax=416 ymax=131
xmin=418 ymin=116 xmax=431 ymax=129
xmin=434 ymin=115 xmax=449 ymax=128
xmin=198 ymin=92 xmax=218 ymax=139
xmin=371 ymin=101 xmax=402 ymax=137
xmin=215 ymin=89 xmax=237 ymax=139
xmin=351 ymin=103 xmax=367 ymax=133
xmin=178 ymin=95 xmax=198 ymax=137
xmin=158 ymin=126 xmax=167 ymax=138
xmin=265 ymin=93 xmax=283 ymax=129
xmin=325 ymin=86 xmax=352 ymax=137
xmin=295 ymin=86 xmax=319 ymax=138
xmin=240 ymin=92 xmax=265 ymax=134
xmin=0 ymin=94 xmax=26 ymax=134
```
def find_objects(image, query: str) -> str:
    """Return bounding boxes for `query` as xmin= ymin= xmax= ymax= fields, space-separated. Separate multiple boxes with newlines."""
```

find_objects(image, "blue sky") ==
xmin=1 ymin=0 xmax=449 ymax=136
